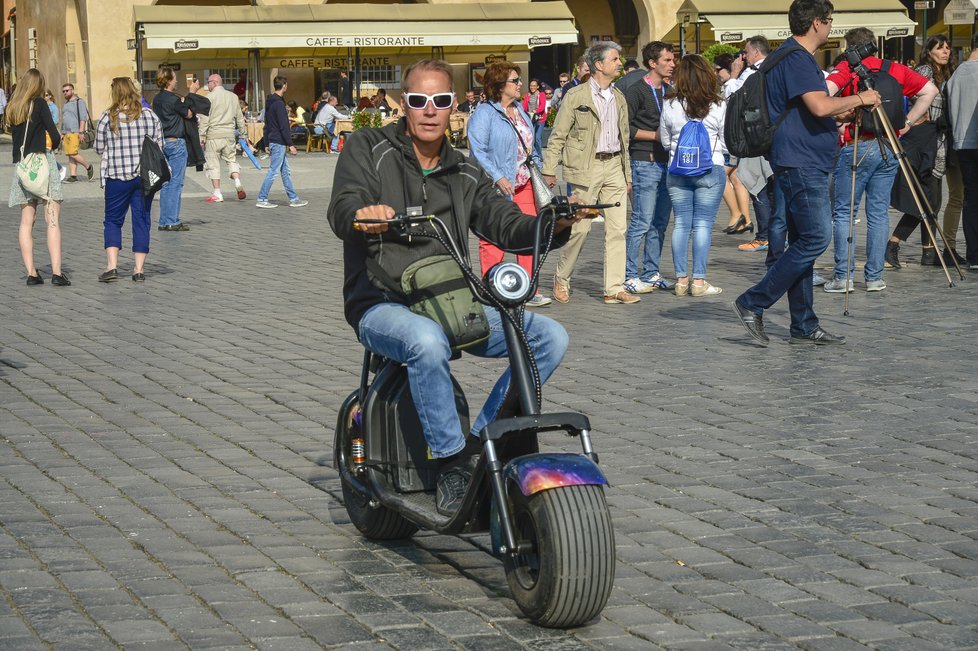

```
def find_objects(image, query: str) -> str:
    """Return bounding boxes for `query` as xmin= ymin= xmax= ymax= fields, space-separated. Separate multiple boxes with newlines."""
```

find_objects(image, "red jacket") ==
xmin=521 ymin=91 xmax=546 ymax=123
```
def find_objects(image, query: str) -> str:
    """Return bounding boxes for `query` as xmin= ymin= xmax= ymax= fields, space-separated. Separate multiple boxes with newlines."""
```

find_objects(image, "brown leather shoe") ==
xmin=603 ymin=291 xmax=641 ymax=304
xmin=553 ymin=275 xmax=570 ymax=303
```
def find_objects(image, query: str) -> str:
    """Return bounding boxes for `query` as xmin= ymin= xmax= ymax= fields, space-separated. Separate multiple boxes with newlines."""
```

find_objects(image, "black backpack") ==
xmin=856 ymin=60 xmax=906 ymax=136
xmin=140 ymin=135 xmax=171 ymax=197
xmin=724 ymin=44 xmax=804 ymax=158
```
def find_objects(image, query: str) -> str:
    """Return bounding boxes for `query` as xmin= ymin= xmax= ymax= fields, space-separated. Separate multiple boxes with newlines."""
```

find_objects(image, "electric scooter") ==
xmin=334 ymin=198 xmax=616 ymax=628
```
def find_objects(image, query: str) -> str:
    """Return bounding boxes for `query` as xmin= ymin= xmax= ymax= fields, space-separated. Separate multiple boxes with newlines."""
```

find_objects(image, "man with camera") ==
xmin=822 ymin=28 xmax=937 ymax=293
xmin=327 ymin=59 xmax=582 ymax=515
xmin=733 ymin=0 xmax=881 ymax=346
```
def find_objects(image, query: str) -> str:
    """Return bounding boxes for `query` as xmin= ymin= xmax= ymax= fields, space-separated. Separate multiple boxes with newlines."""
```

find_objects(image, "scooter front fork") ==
xmin=484 ymin=439 xmax=522 ymax=555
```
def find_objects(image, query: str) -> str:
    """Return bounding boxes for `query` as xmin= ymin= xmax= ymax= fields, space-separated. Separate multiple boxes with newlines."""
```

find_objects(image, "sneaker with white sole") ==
xmin=623 ymin=277 xmax=656 ymax=294
xmin=646 ymin=273 xmax=676 ymax=290
xmin=865 ymin=279 xmax=886 ymax=292
xmin=206 ymin=194 xmax=224 ymax=203
xmin=690 ymin=282 xmax=722 ymax=297
xmin=812 ymin=271 xmax=828 ymax=286
xmin=823 ymin=277 xmax=854 ymax=293
xmin=527 ymin=294 xmax=552 ymax=307
xmin=289 ymin=199 xmax=309 ymax=208
xmin=256 ymin=201 xmax=278 ymax=209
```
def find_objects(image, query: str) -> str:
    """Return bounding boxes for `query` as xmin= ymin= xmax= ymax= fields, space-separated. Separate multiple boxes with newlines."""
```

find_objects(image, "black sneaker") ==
xmin=86 ymin=165 xmax=95 ymax=181
xmin=64 ymin=176 xmax=77 ymax=183
xmin=51 ymin=273 xmax=71 ymax=286
xmin=435 ymin=455 xmax=477 ymax=516
xmin=98 ymin=269 xmax=118 ymax=283
xmin=789 ymin=327 xmax=846 ymax=346
xmin=26 ymin=271 xmax=43 ymax=286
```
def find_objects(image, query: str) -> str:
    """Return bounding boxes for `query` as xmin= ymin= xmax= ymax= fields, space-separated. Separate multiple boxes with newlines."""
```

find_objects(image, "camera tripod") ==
xmin=839 ymin=74 xmax=964 ymax=316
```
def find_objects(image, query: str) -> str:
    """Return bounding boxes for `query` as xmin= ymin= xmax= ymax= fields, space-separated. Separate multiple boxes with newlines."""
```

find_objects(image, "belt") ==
xmin=165 ymin=137 xmax=181 ymax=141
xmin=595 ymin=151 xmax=620 ymax=161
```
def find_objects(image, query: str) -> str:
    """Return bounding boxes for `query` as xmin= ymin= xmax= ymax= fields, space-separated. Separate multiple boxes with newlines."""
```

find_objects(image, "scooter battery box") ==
xmin=365 ymin=364 xmax=469 ymax=493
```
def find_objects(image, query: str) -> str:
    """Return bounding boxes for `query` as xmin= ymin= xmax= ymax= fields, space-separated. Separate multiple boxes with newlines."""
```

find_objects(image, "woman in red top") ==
xmin=521 ymin=79 xmax=547 ymax=161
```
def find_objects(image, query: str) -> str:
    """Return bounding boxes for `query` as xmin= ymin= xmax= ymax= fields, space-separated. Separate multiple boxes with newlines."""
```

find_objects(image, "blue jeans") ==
xmin=314 ymin=124 xmax=339 ymax=150
xmin=738 ymin=167 xmax=833 ymax=337
xmin=104 ymin=177 xmax=152 ymax=253
xmin=258 ymin=143 xmax=299 ymax=203
xmin=765 ymin=179 xmax=787 ymax=268
xmin=358 ymin=302 xmax=569 ymax=458
xmin=750 ymin=177 xmax=774 ymax=242
xmin=159 ymin=139 xmax=187 ymax=227
xmin=831 ymin=143 xmax=899 ymax=281
xmin=625 ymin=159 xmax=672 ymax=281
xmin=667 ymin=165 xmax=725 ymax=279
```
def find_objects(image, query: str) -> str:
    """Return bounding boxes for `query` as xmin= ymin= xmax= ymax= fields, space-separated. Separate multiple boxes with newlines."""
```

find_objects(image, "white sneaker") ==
xmin=823 ymin=277 xmax=854 ymax=293
xmin=592 ymin=215 xmax=605 ymax=223
xmin=527 ymin=294 xmax=552 ymax=307
xmin=256 ymin=201 xmax=278 ymax=209
xmin=623 ymin=278 xmax=655 ymax=294
xmin=289 ymin=199 xmax=309 ymax=208
xmin=865 ymin=279 xmax=886 ymax=292
xmin=812 ymin=271 xmax=827 ymax=286
xmin=206 ymin=194 xmax=224 ymax=203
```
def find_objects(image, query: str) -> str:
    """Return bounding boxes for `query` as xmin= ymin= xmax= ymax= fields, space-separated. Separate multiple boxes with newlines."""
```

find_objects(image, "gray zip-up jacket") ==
xmin=327 ymin=118 xmax=569 ymax=331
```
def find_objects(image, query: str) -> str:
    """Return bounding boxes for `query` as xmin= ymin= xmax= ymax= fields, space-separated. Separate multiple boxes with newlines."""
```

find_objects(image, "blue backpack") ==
xmin=668 ymin=119 xmax=713 ymax=177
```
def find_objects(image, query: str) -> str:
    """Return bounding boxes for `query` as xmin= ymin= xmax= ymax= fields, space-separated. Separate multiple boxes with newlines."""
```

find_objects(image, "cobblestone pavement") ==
xmin=2 ymin=145 xmax=978 ymax=650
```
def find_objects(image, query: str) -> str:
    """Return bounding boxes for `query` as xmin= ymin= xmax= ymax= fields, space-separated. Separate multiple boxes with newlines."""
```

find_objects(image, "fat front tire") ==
xmin=503 ymin=484 xmax=615 ymax=628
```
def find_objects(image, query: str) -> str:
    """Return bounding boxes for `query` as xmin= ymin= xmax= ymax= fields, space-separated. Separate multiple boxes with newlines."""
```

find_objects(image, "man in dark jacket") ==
xmin=256 ymin=75 xmax=307 ymax=208
xmin=327 ymin=59 xmax=580 ymax=515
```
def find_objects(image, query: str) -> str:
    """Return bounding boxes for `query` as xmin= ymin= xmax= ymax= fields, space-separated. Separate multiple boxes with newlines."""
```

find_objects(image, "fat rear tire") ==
xmin=503 ymin=484 xmax=615 ymax=628
xmin=335 ymin=397 xmax=418 ymax=541
xmin=341 ymin=481 xmax=418 ymax=540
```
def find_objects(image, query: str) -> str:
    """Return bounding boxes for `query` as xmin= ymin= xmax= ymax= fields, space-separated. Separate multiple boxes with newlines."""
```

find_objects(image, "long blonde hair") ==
xmin=108 ymin=77 xmax=143 ymax=135
xmin=6 ymin=68 xmax=44 ymax=125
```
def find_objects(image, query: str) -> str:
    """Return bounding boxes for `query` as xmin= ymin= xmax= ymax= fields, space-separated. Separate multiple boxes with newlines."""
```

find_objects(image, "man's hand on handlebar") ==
xmin=353 ymin=205 xmax=396 ymax=234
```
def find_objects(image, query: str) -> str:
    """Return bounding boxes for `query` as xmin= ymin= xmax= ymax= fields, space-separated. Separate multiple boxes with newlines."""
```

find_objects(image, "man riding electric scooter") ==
xmin=326 ymin=59 xmax=583 ymax=516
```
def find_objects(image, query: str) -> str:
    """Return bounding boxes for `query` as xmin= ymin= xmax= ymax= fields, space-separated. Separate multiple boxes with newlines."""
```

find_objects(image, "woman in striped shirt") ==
xmin=94 ymin=77 xmax=165 ymax=282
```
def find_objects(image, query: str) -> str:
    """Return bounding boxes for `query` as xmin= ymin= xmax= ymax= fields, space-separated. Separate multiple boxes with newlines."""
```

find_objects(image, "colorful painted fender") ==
xmin=504 ymin=453 xmax=607 ymax=496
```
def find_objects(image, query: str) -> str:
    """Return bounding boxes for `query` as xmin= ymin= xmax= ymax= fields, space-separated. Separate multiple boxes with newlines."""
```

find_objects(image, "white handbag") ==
xmin=16 ymin=112 xmax=50 ymax=199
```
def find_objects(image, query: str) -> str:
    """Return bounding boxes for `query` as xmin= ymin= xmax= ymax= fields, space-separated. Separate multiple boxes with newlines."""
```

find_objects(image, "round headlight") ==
xmin=485 ymin=262 xmax=532 ymax=304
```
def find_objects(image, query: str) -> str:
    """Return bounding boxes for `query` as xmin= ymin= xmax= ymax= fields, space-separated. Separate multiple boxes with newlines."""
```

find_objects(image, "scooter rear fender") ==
xmin=504 ymin=453 xmax=608 ymax=497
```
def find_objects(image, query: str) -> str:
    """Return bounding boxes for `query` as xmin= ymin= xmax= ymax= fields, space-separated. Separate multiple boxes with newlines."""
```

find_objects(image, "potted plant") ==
xmin=351 ymin=110 xmax=382 ymax=131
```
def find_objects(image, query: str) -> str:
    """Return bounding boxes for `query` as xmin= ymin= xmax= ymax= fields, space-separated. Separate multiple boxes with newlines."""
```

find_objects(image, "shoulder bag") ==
xmin=73 ymin=100 xmax=95 ymax=149
xmin=495 ymin=105 xmax=554 ymax=210
xmin=16 ymin=112 xmax=50 ymax=199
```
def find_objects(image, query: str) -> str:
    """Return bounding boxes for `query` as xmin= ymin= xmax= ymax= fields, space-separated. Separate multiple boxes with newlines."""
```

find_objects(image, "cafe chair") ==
xmin=306 ymin=125 xmax=327 ymax=153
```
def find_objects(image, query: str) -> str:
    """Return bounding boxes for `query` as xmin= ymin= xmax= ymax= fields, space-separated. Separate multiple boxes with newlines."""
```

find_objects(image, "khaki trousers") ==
xmin=204 ymin=136 xmax=241 ymax=181
xmin=555 ymin=157 xmax=628 ymax=295
xmin=944 ymin=158 xmax=963 ymax=251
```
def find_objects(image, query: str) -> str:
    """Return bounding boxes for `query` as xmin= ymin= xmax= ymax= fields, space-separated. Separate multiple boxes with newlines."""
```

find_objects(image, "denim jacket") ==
xmin=466 ymin=100 xmax=542 ymax=196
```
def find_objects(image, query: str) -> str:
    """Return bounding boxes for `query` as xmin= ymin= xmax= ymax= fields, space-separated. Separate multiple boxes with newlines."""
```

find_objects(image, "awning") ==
xmin=709 ymin=11 xmax=916 ymax=44
xmin=134 ymin=2 xmax=580 ymax=52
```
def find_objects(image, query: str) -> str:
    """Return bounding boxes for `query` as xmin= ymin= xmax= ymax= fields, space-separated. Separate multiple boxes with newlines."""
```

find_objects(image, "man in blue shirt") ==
xmin=732 ymin=0 xmax=880 ymax=346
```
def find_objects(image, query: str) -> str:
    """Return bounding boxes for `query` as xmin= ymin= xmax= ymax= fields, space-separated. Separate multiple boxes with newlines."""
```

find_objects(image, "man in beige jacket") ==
xmin=543 ymin=41 xmax=635 ymax=304
xmin=201 ymin=74 xmax=248 ymax=202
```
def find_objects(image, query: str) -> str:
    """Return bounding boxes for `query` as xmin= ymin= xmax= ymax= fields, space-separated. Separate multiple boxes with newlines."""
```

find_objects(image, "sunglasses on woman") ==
xmin=403 ymin=92 xmax=455 ymax=110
